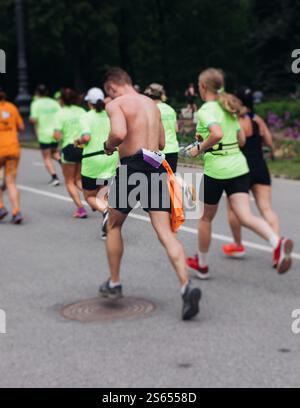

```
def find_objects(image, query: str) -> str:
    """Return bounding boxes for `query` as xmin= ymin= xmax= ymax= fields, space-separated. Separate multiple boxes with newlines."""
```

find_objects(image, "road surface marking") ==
xmin=18 ymin=184 xmax=300 ymax=261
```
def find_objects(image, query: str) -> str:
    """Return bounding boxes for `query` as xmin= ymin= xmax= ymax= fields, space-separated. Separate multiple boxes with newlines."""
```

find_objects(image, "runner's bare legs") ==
xmin=149 ymin=211 xmax=189 ymax=286
xmin=106 ymin=209 xmax=189 ymax=285
xmin=106 ymin=209 xmax=128 ymax=283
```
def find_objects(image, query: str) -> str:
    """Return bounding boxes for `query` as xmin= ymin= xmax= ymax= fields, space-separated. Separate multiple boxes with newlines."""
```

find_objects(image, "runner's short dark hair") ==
xmin=103 ymin=67 xmax=132 ymax=86
xmin=61 ymin=88 xmax=79 ymax=106
xmin=36 ymin=84 xmax=48 ymax=97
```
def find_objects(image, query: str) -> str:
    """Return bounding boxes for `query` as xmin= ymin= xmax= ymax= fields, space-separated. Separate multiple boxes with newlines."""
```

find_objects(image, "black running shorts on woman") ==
xmin=202 ymin=173 xmax=250 ymax=205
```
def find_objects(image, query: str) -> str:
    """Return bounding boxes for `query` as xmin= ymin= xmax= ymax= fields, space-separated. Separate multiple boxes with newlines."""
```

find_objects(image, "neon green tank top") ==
xmin=196 ymin=101 xmax=249 ymax=179
xmin=81 ymin=110 xmax=119 ymax=179
xmin=157 ymin=102 xmax=179 ymax=154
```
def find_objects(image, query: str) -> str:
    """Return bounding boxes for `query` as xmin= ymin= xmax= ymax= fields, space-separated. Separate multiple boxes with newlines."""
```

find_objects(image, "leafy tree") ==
xmin=1 ymin=0 xmax=299 ymax=100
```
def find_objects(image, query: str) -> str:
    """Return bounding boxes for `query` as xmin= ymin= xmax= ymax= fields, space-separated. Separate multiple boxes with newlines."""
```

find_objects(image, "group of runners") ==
xmin=0 ymin=67 xmax=294 ymax=321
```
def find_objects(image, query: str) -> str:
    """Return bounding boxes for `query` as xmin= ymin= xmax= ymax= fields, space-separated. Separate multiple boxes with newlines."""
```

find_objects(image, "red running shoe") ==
xmin=273 ymin=238 xmax=294 ymax=274
xmin=222 ymin=243 xmax=246 ymax=258
xmin=186 ymin=255 xmax=210 ymax=280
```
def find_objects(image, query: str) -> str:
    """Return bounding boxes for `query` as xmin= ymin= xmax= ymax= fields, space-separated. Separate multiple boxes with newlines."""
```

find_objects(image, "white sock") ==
xmin=181 ymin=281 xmax=190 ymax=295
xmin=109 ymin=280 xmax=121 ymax=288
xmin=269 ymin=233 xmax=280 ymax=249
xmin=198 ymin=251 xmax=208 ymax=267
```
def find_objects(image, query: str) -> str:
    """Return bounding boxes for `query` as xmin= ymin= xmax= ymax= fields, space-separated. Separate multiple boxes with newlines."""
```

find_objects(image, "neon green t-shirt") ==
xmin=55 ymin=105 xmax=86 ymax=149
xmin=196 ymin=101 xmax=249 ymax=180
xmin=30 ymin=97 xmax=61 ymax=144
xmin=80 ymin=110 xmax=119 ymax=180
xmin=157 ymin=102 xmax=179 ymax=154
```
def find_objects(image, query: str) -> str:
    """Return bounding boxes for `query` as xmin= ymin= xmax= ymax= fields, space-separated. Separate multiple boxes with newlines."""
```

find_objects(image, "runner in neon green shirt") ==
xmin=196 ymin=100 xmax=249 ymax=180
xmin=30 ymin=85 xmax=61 ymax=186
xmin=186 ymin=68 xmax=293 ymax=278
xmin=75 ymin=88 xmax=119 ymax=239
xmin=54 ymin=105 xmax=86 ymax=152
xmin=53 ymin=88 xmax=87 ymax=219
xmin=144 ymin=83 xmax=179 ymax=172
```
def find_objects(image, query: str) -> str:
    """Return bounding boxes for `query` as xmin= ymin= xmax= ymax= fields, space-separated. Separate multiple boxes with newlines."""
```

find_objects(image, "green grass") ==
xmin=21 ymin=140 xmax=39 ymax=149
xmin=268 ymin=158 xmax=300 ymax=180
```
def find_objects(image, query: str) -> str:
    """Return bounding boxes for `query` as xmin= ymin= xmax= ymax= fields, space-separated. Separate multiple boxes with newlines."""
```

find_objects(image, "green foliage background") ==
xmin=1 ymin=0 xmax=300 ymax=99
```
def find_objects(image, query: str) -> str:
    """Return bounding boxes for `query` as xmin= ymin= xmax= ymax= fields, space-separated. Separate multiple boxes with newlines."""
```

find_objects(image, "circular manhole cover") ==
xmin=60 ymin=297 xmax=156 ymax=322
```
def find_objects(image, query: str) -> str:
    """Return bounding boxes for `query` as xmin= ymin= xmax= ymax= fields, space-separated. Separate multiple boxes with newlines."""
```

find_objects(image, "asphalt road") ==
xmin=0 ymin=148 xmax=299 ymax=388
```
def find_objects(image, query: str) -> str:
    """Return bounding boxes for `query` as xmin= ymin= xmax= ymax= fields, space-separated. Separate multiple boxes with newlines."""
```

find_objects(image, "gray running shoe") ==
xmin=182 ymin=282 xmax=201 ymax=321
xmin=49 ymin=178 xmax=60 ymax=187
xmin=99 ymin=279 xmax=123 ymax=300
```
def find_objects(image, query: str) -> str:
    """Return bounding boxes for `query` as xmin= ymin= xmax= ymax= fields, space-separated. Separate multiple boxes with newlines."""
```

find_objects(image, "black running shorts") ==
xmin=202 ymin=173 xmax=250 ymax=205
xmin=165 ymin=153 xmax=178 ymax=173
xmin=247 ymin=157 xmax=271 ymax=187
xmin=109 ymin=152 xmax=171 ymax=214
xmin=40 ymin=142 xmax=59 ymax=151
xmin=81 ymin=175 xmax=109 ymax=191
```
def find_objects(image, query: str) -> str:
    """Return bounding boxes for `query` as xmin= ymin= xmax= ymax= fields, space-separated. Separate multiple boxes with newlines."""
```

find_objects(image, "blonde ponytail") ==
xmin=199 ymin=68 xmax=247 ymax=116
xmin=218 ymin=91 xmax=248 ymax=116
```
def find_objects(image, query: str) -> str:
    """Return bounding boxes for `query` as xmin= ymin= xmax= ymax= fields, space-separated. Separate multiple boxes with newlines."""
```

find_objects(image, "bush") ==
xmin=256 ymin=101 xmax=300 ymax=124
xmin=256 ymin=100 xmax=300 ymax=139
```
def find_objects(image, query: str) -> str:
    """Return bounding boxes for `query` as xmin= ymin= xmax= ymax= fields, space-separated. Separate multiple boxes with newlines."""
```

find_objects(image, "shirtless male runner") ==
xmin=99 ymin=67 xmax=201 ymax=321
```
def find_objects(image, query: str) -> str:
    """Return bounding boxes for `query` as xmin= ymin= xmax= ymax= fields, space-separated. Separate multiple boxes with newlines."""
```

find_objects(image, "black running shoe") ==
xmin=0 ymin=207 xmax=8 ymax=220
xmin=99 ymin=279 xmax=123 ymax=300
xmin=11 ymin=211 xmax=23 ymax=225
xmin=182 ymin=282 xmax=201 ymax=321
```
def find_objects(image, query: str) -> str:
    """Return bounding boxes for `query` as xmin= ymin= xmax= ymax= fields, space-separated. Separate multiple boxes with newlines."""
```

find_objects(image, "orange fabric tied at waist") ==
xmin=162 ymin=159 xmax=185 ymax=233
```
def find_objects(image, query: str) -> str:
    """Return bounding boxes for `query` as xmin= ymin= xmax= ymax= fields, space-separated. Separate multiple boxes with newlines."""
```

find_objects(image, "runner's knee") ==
xmin=5 ymin=175 xmax=16 ymax=186
xmin=200 ymin=214 xmax=214 ymax=223
xmin=107 ymin=211 xmax=126 ymax=230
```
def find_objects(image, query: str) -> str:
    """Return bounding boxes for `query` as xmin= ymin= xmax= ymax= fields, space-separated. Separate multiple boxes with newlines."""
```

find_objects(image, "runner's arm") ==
xmin=159 ymin=120 xmax=165 ymax=151
xmin=75 ymin=134 xmax=91 ymax=147
xmin=188 ymin=125 xmax=223 ymax=157
xmin=53 ymin=111 xmax=63 ymax=141
xmin=199 ymin=124 xmax=223 ymax=153
xmin=255 ymin=115 xmax=274 ymax=150
xmin=29 ymin=102 xmax=37 ymax=126
xmin=13 ymin=106 xmax=25 ymax=132
xmin=53 ymin=130 xmax=62 ymax=141
xmin=76 ymin=115 xmax=91 ymax=146
xmin=237 ymin=127 xmax=246 ymax=147
xmin=105 ymin=101 xmax=127 ymax=152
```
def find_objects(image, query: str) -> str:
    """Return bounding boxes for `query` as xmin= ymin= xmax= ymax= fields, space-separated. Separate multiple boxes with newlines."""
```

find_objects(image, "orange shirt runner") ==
xmin=0 ymin=101 xmax=24 ymax=158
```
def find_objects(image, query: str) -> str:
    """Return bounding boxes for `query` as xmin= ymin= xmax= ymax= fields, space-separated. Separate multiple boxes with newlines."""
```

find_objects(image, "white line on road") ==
xmin=18 ymin=184 xmax=300 ymax=261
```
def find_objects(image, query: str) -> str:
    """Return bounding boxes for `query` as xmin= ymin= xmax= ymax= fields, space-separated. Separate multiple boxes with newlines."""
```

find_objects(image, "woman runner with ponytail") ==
xmin=186 ymin=68 xmax=294 ymax=279
xmin=75 ymin=88 xmax=119 ymax=240
xmin=54 ymin=88 xmax=87 ymax=219
xmin=222 ymin=87 xmax=281 ymax=264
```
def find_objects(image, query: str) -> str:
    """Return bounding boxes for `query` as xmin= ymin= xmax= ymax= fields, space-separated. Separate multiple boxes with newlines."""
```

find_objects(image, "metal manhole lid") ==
xmin=60 ymin=297 xmax=156 ymax=322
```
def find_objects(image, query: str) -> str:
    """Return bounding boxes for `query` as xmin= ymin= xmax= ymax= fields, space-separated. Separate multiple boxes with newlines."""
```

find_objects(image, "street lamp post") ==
xmin=15 ymin=0 xmax=31 ymax=139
